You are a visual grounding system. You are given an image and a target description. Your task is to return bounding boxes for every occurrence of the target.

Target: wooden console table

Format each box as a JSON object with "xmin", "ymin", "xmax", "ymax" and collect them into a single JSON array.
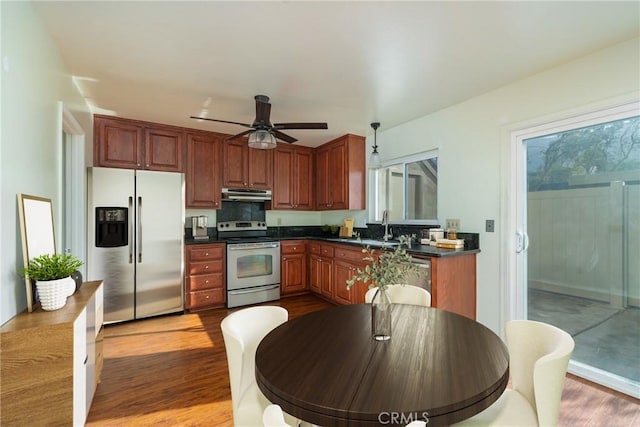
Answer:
[{"xmin": 0, "ymin": 281, "xmax": 104, "ymax": 426}]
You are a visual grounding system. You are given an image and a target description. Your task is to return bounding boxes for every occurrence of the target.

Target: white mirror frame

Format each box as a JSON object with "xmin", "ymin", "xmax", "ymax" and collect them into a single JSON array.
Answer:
[{"xmin": 18, "ymin": 194, "xmax": 56, "ymax": 312}]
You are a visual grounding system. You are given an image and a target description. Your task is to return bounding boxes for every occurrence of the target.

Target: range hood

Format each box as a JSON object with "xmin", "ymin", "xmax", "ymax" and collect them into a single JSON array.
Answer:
[{"xmin": 222, "ymin": 188, "xmax": 272, "ymax": 201}]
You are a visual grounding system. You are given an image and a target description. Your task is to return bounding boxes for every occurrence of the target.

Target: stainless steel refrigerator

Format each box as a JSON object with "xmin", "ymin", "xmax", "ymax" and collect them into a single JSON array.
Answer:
[{"xmin": 88, "ymin": 167, "xmax": 184, "ymax": 323}]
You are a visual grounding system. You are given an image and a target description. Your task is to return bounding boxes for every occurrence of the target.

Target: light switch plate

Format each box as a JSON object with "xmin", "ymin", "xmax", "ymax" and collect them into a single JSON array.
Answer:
[{"xmin": 486, "ymin": 219, "xmax": 495, "ymax": 232}]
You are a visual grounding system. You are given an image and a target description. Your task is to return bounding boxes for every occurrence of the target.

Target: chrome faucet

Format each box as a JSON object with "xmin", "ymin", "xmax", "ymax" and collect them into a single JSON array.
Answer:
[{"xmin": 382, "ymin": 210, "xmax": 393, "ymax": 241}]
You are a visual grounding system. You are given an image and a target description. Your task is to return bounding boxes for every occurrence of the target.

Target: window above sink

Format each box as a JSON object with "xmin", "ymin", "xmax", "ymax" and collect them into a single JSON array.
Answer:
[{"xmin": 373, "ymin": 150, "xmax": 438, "ymax": 223}]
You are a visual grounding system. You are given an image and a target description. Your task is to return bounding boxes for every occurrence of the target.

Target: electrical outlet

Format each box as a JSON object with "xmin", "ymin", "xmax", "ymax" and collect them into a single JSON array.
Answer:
[
  {"xmin": 445, "ymin": 218, "xmax": 460, "ymax": 231},
  {"xmin": 486, "ymin": 219, "xmax": 495, "ymax": 232}
]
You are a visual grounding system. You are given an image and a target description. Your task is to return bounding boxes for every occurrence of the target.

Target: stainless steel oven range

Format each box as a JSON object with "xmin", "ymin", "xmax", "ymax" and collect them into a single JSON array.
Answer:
[{"xmin": 217, "ymin": 221, "xmax": 280, "ymax": 308}]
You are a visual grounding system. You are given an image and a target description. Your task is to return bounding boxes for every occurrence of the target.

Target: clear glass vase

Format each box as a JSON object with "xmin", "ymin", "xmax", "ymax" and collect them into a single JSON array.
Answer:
[{"xmin": 371, "ymin": 286, "xmax": 392, "ymax": 341}]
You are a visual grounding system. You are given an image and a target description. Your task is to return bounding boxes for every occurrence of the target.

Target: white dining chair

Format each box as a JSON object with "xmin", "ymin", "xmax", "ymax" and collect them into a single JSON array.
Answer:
[
  {"xmin": 364, "ymin": 285, "xmax": 431, "ymax": 307},
  {"xmin": 454, "ymin": 319, "xmax": 574, "ymax": 427},
  {"xmin": 221, "ymin": 305, "xmax": 291, "ymax": 426},
  {"xmin": 263, "ymin": 404, "xmax": 293, "ymax": 427}
]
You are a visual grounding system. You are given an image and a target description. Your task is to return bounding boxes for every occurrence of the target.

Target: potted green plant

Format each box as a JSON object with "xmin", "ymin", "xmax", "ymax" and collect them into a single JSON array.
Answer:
[
  {"xmin": 21, "ymin": 253, "xmax": 83, "ymax": 311},
  {"xmin": 346, "ymin": 234, "xmax": 422, "ymax": 340}
]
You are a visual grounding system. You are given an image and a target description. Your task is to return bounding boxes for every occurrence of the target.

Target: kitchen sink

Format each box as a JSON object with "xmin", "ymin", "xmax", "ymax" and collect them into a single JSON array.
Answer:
[
  {"xmin": 329, "ymin": 237, "xmax": 400, "ymax": 248},
  {"xmin": 358, "ymin": 239, "xmax": 400, "ymax": 248}
]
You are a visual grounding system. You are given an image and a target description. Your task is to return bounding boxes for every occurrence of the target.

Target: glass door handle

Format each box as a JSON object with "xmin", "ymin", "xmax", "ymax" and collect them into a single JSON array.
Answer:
[{"xmin": 516, "ymin": 231, "xmax": 529, "ymax": 253}]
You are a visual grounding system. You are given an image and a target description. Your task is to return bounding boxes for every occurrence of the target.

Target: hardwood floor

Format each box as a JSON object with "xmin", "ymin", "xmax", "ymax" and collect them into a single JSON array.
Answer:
[{"xmin": 87, "ymin": 295, "xmax": 639, "ymax": 426}]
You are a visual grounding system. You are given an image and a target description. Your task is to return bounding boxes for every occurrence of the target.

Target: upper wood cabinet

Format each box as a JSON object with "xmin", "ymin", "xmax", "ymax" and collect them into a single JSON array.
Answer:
[
  {"xmin": 94, "ymin": 115, "xmax": 184, "ymax": 172},
  {"xmin": 186, "ymin": 131, "xmax": 222, "ymax": 209},
  {"xmin": 315, "ymin": 134, "xmax": 365, "ymax": 210},
  {"xmin": 222, "ymin": 139, "xmax": 273, "ymax": 189},
  {"xmin": 271, "ymin": 144, "xmax": 314, "ymax": 210}
]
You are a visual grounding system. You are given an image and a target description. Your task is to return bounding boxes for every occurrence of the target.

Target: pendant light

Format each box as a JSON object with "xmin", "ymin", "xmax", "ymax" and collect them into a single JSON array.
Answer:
[{"xmin": 369, "ymin": 122, "xmax": 381, "ymax": 169}]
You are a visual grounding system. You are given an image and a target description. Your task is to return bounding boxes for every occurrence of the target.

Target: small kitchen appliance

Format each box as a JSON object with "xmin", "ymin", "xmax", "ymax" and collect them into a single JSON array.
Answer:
[{"xmin": 191, "ymin": 215, "xmax": 209, "ymax": 240}]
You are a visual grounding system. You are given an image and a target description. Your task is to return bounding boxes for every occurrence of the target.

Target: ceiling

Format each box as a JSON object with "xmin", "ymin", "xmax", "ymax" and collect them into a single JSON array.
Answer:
[{"xmin": 34, "ymin": 1, "xmax": 639, "ymax": 147}]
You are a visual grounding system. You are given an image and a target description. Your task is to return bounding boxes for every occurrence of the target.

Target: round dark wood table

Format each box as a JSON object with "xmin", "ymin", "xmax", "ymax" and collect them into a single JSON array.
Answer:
[{"xmin": 256, "ymin": 304, "xmax": 509, "ymax": 426}]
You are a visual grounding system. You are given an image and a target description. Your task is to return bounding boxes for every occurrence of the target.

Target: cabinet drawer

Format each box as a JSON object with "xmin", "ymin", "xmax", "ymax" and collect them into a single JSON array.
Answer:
[
  {"xmin": 309, "ymin": 243, "xmax": 321, "ymax": 255},
  {"xmin": 281, "ymin": 241, "xmax": 306, "ymax": 255},
  {"xmin": 187, "ymin": 245, "xmax": 224, "ymax": 261},
  {"xmin": 320, "ymin": 244, "xmax": 334, "ymax": 257},
  {"xmin": 188, "ymin": 289, "xmax": 225, "ymax": 309},
  {"xmin": 189, "ymin": 260, "xmax": 224, "ymax": 275},
  {"xmin": 188, "ymin": 273, "xmax": 224, "ymax": 291},
  {"xmin": 335, "ymin": 246, "xmax": 366, "ymax": 262}
]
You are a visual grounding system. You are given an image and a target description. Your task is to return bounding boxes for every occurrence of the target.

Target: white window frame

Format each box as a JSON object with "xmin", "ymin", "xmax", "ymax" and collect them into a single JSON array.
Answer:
[{"xmin": 372, "ymin": 149, "xmax": 439, "ymax": 225}]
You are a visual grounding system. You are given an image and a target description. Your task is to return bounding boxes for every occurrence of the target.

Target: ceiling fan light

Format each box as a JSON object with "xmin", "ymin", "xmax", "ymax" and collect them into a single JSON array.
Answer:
[{"xmin": 247, "ymin": 130, "xmax": 277, "ymax": 149}]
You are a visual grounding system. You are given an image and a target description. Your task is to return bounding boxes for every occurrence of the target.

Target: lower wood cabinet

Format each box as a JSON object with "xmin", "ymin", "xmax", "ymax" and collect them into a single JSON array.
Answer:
[
  {"xmin": 309, "ymin": 242, "xmax": 333, "ymax": 298},
  {"xmin": 307, "ymin": 240, "xmax": 477, "ymax": 319},
  {"xmin": 333, "ymin": 244, "xmax": 370, "ymax": 305},
  {"xmin": 428, "ymin": 253, "xmax": 477, "ymax": 320},
  {"xmin": 281, "ymin": 240, "xmax": 308, "ymax": 295},
  {"xmin": 0, "ymin": 281, "xmax": 104, "ymax": 426},
  {"xmin": 185, "ymin": 243, "xmax": 226, "ymax": 311}
]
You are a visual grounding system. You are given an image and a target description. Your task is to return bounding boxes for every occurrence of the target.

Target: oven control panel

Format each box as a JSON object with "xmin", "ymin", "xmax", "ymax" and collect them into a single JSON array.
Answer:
[{"xmin": 217, "ymin": 221, "xmax": 267, "ymax": 232}]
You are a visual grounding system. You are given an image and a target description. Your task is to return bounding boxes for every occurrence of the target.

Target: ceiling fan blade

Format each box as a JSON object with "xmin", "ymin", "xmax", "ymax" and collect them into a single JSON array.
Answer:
[
  {"xmin": 272, "ymin": 129, "xmax": 297, "ymax": 144},
  {"xmin": 273, "ymin": 122, "xmax": 328, "ymax": 130},
  {"xmin": 254, "ymin": 100, "xmax": 272, "ymax": 126},
  {"xmin": 190, "ymin": 116, "xmax": 252, "ymax": 128},
  {"xmin": 226, "ymin": 129, "xmax": 254, "ymax": 140}
]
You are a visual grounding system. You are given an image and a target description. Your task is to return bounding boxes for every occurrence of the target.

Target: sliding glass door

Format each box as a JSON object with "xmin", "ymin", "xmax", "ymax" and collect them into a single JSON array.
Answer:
[{"xmin": 513, "ymin": 103, "xmax": 639, "ymax": 397}]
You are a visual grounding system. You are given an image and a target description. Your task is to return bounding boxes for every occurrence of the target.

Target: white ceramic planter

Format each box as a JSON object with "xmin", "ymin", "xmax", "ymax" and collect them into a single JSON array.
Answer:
[{"xmin": 36, "ymin": 277, "xmax": 74, "ymax": 311}]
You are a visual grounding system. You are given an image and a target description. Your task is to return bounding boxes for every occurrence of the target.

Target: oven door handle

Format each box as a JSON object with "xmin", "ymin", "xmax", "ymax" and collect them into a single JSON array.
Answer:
[
  {"xmin": 227, "ymin": 243, "xmax": 280, "ymax": 250},
  {"xmin": 228, "ymin": 285, "xmax": 280, "ymax": 295}
]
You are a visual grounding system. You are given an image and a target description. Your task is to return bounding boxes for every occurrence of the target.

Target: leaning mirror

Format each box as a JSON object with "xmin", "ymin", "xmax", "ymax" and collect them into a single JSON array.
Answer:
[{"xmin": 18, "ymin": 194, "xmax": 56, "ymax": 312}]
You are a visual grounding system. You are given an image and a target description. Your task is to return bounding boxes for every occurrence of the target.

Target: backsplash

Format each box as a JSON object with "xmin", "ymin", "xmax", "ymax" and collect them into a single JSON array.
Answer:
[
  {"xmin": 217, "ymin": 201, "xmax": 265, "ymax": 222},
  {"xmin": 185, "ymin": 222, "xmax": 480, "ymax": 250}
]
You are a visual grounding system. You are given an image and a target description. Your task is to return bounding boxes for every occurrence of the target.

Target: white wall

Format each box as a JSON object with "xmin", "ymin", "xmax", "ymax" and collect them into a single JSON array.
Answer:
[
  {"xmin": 372, "ymin": 38, "xmax": 640, "ymax": 331},
  {"xmin": 1, "ymin": 1, "xmax": 91, "ymax": 325}
]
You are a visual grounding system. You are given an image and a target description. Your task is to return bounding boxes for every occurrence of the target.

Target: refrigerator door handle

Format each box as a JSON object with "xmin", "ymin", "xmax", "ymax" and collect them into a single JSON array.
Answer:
[
  {"xmin": 138, "ymin": 196, "xmax": 142, "ymax": 263},
  {"xmin": 128, "ymin": 196, "xmax": 134, "ymax": 264}
]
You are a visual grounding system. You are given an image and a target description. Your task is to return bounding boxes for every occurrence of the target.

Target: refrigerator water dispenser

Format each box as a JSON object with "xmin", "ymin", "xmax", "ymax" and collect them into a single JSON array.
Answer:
[{"xmin": 95, "ymin": 207, "xmax": 128, "ymax": 247}]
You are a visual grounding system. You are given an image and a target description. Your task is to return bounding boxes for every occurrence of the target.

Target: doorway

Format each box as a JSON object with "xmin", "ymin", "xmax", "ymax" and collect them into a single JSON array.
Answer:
[
  {"xmin": 512, "ymin": 102, "xmax": 640, "ymax": 397},
  {"xmin": 60, "ymin": 105, "xmax": 86, "ymax": 275}
]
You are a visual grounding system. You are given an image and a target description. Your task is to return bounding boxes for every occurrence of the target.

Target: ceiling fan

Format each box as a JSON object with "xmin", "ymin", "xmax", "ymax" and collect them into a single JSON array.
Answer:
[{"xmin": 190, "ymin": 95, "xmax": 328, "ymax": 144}]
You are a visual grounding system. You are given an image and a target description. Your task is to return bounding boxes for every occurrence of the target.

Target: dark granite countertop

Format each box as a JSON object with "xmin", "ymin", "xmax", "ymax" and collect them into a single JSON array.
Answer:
[
  {"xmin": 185, "ymin": 235, "xmax": 479, "ymax": 257},
  {"xmin": 318, "ymin": 237, "xmax": 480, "ymax": 257}
]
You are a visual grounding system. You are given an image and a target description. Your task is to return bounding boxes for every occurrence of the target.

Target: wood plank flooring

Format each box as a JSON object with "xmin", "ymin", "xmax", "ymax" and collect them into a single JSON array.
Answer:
[{"xmin": 86, "ymin": 295, "xmax": 639, "ymax": 426}]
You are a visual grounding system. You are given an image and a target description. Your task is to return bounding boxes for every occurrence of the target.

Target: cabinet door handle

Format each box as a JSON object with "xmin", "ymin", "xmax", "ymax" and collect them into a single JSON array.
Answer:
[
  {"xmin": 204, "ymin": 252, "xmax": 209, "ymax": 256},
  {"xmin": 205, "ymin": 265, "xmax": 209, "ymax": 269}
]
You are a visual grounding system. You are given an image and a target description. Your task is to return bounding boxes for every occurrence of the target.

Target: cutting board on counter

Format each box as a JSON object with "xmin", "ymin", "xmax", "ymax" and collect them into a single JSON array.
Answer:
[{"xmin": 339, "ymin": 218, "xmax": 354, "ymax": 237}]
